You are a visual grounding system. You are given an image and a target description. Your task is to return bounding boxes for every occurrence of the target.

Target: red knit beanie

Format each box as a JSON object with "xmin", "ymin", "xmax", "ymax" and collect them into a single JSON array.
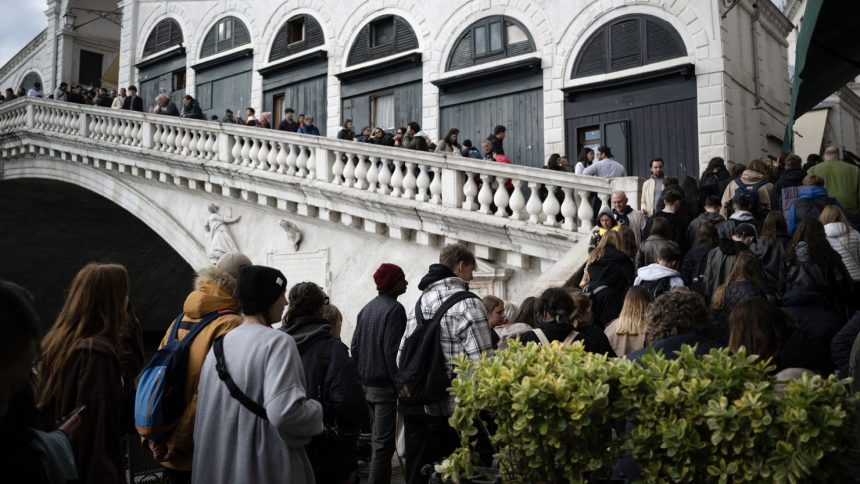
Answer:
[{"xmin": 374, "ymin": 263, "xmax": 405, "ymax": 292}]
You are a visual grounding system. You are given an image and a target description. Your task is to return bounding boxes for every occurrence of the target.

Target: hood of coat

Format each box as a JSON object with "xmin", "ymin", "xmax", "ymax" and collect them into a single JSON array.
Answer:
[
  {"xmin": 729, "ymin": 210, "xmax": 755, "ymax": 222},
  {"xmin": 798, "ymin": 186, "xmax": 829, "ymax": 200},
  {"xmin": 418, "ymin": 263, "xmax": 460, "ymax": 291},
  {"xmin": 281, "ymin": 316, "xmax": 332, "ymax": 352},
  {"xmin": 183, "ymin": 283, "xmax": 240, "ymax": 320},
  {"xmin": 719, "ymin": 238, "xmax": 748, "ymax": 255},
  {"xmin": 636, "ymin": 263, "xmax": 681, "ymax": 281},
  {"xmin": 779, "ymin": 168, "xmax": 806, "ymax": 184},
  {"xmin": 698, "ymin": 212, "xmax": 724, "ymax": 224},
  {"xmin": 825, "ymin": 222, "xmax": 850, "ymax": 238},
  {"xmin": 740, "ymin": 169, "xmax": 767, "ymax": 184}
]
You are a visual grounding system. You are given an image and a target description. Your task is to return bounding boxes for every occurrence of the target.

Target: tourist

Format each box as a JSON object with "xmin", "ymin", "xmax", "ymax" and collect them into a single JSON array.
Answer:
[
  {"xmin": 808, "ymin": 146, "xmax": 860, "ymax": 226},
  {"xmin": 703, "ymin": 223, "xmax": 757, "ymax": 300},
  {"xmin": 630, "ymin": 287, "xmax": 717, "ymax": 360},
  {"xmin": 640, "ymin": 158, "xmax": 665, "ymax": 217},
  {"xmin": 278, "ymin": 108, "xmax": 299, "ymax": 132},
  {"xmin": 720, "ymin": 158, "xmax": 773, "ymax": 219},
  {"xmin": 771, "ymin": 154, "xmax": 806, "ymax": 213},
  {"xmin": 820, "ymin": 206, "xmax": 860, "ymax": 299},
  {"xmin": 352, "ymin": 263, "xmax": 408, "ymax": 484},
  {"xmin": 461, "ymin": 139, "xmax": 481, "ymax": 159},
  {"xmin": 26, "ymin": 82, "xmax": 44, "ymax": 98},
  {"xmin": 680, "ymin": 223, "xmax": 719, "ymax": 296},
  {"xmin": 802, "ymin": 153, "xmax": 822, "ymax": 172},
  {"xmin": 830, "ymin": 311, "xmax": 860, "ymax": 377},
  {"xmin": 642, "ymin": 189, "xmax": 689, "ymax": 253},
  {"xmin": 337, "ymin": 119, "xmax": 355, "ymax": 140},
  {"xmin": 94, "ymin": 88, "xmax": 112, "ymax": 107},
  {"xmin": 243, "ymin": 107, "xmax": 258, "ymax": 126},
  {"xmin": 53, "ymin": 83, "xmax": 68, "ymax": 102},
  {"xmin": 710, "ymin": 251, "xmax": 768, "ymax": 345},
  {"xmin": 145, "ymin": 253, "xmax": 248, "ymax": 483},
  {"xmin": 258, "ymin": 112, "xmax": 273, "ymax": 129},
  {"xmin": 604, "ymin": 286, "xmax": 653, "ymax": 357},
  {"xmin": 574, "ymin": 147, "xmax": 594, "ymax": 174},
  {"xmin": 588, "ymin": 206, "xmax": 620, "ymax": 252},
  {"xmin": 435, "ymin": 128, "xmax": 461, "ymax": 155},
  {"xmin": 192, "ymin": 265, "xmax": 323, "ymax": 483},
  {"xmin": 281, "ymin": 282, "xmax": 370, "ymax": 484},
  {"xmin": 681, "ymin": 176, "xmax": 701, "ymax": 215},
  {"xmin": 486, "ymin": 125, "xmax": 506, "ymax": 155},
  {"xmin": 752, "ymin": 211, "xmax": 790, "ymax": 295},
  {"xmin": 298, "ymin": 114, "xmax": 306, "ymax": 129},
  {"xmin": 716, "ymin": 193, "xmax": 760, "ymax": 240},
  {"xmin": 111, "ymin": 88, "xmax": 126, "ymax": 110},
  {"xmin": 179, "ymin": 95, "xmax": 206, "ymax": 120},
  {"xmin": 221, "ymin": 109, "xmax": 237, "ymax": 124},
  {"xmin": 545, "ymin": 153, "xmax": 562, "ymax": 170},
  {"xmin": 728, "ymin": 298, "xmax": 830, "ymax": 375},
  {"xmin": 788, "ymin": 174, "xmax": 842, "ymax": 234},
  {"xmin": 634, "ymin": 244, "xmax": 685, "ymax": 298},
  {"xmin": 581, "ymin": 231, "xmax": 635, "ymax": 328},
  {"xmin": 582, "ymin": 145, "xmax": 626, "ymax": 178},
  {"xmin": 297, "ymin": 116, "xmax": 320, "ymax": 136},
  {"xmin": 397, "ymin": 244, "xmax": 494, "ymax": 484},
  {"xmin": 36, "ymin": 263, "xmax": 144, "ymax": 484},
  {"xmin": 685, "ymin": 195, "xmax": 724, "ymax": 249},
  {"xmin": 494, "ymin": 297, "xmax": 535, "ymax": 348},
  {"xmin": 403, "ymin": 121, "xmax": 429, "ymax": 151},
  {"xmin": 520, "ymin": 288, "xmax": 615, "ymax": 355},
  {"xmin": 610, "ymin": 190, "xmax": 646, "ymax": 244},
  {"xmin": 635, "ymin": 217, "xmax": 678, "ymax": 269},
  {"xmin": 780, "ymin": 219, "xmax": 852, "ymax": 347},
  {"xmin": 151, "ymin": 94, "xmax": 179, "ymax": 116},
  {"xmin": 616, "ymin": 226, "xmax": 640, "ymax": 264}
]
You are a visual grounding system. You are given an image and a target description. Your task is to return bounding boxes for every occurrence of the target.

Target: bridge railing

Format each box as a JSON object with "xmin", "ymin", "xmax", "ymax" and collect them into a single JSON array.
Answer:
[{"xmin": 1, "ymin": 97, "xmax": 641, "ymax": 236}]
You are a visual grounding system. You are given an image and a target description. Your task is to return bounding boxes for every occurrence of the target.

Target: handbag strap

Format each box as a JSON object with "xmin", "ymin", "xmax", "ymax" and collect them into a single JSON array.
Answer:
[
  {"xmin": 534, "ymin": 328, "xmax": 579, "ymax": 346},
  {"xmin": 562, "ymin": 330, "xmax": 579, "ymax": 345},
  {"xmin": 533, "ymin": 329, "xmax": 551, "ymax": 346},
  {"xmin": 213, "ymin": 336, "xmax": 269, "ymax": 420}
]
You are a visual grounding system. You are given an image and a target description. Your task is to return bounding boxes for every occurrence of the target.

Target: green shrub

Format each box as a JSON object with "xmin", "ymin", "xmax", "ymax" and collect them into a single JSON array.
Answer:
[
  {"xmin": 620, "ymin": 345, "xmax": 858, "ymax": 483},
  {"xmin": 438, "ymin": 339, "xmax": 632, "ymax": 483}
]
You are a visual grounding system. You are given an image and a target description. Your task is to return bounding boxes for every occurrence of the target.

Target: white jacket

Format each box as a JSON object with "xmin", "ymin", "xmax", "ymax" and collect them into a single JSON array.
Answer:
[
  {"xmin": 825, "ymin": 222, "xmax": 860, "ymax": 281},
  {"xmin": 634, "ymin": 263, "xmax": 685, "ymax": 288}
]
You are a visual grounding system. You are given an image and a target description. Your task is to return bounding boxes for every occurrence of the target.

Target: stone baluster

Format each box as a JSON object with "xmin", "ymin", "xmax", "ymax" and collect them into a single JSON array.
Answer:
[
  {"xmin": 153, "ymin": 124, "xmax": 163, "ymax": 150},
  {"xmin": 267, "ymin": 140, "xmax": 278, "ymax": 170},
  {"xmin": 429, "ymin": 169, "xmax": 442, "ymax": 204},
  {"xmin": 186, "ymin": 130, "xmax": 198, "ymax": 156},
  {"xmin": 526, "ymin": 182, "xmax": 543, "ymax": 223},
  {"xmin": 286, "ymin": 143, "xmax": 298, "ymax": 175},
  {"xmin": 239, "ymin": 136, "xmax": 252, "ymax": 166},
  {"xmin": 494, "ymin": 179, "xmax": 510, "ymax": 217},
  {"xmin": 296, "ymin": 146, "xmax": 309, "ymax": 177},
  {"xmin": 257, "ymin": 140, "xmax": 270, "ymax": 170},
  {"xmin": 543, "ymin": 185, "xmax": 560, "ymax": 227},
  {"xmin": 477, "ymin": 175, "xmax": 494, "ymax": 214},
  {"xmin": 561, "ymin": 188, "xmax": 577, "ymax": 231},
  {"xmin": 165, "ymin": 126, "xmax": 177, "ymax": 153},
  {"xmin": 174, "ymin": 127, "xmax": 185, "ymax": 154},
  {"xmin": 247, "ymin": 138, "xmax": 260, "ymax": 167},
  {"xmin": 196, "ymin": 131, "xmax": 207, "ymax": 158},
  {"xmin": 306, "ymin": 147, "xmax": 316, "ymax": 179},
  {"xmin": 130, "ymin": 121, "xmax": 141, "ymax": 147},
  {"xmin": 276, "ymin": 143, "xmax": 289, "ymax": 173},
  {"xmin": 354, "ymin": 154, "xmax": 368, "ymax": 189},
  {"xmin": 87, "ymin": 112, "xmax": 96, "ymax": 135},
  {"xmin": 341, "ymin": 153, "xmax": 355, "ymax": 187},
  {"xmin": 578, "ymin": 191, "xmax": 595, "ymax": 233},
  {"xmin": 231, "ymin": 135, "xmax": 242, "ymax": 163},
  {"xmin": 462, "ymin": 172, "xmax": 478, "ymax": 211},
  {"xmin": 111, "ymin": 118, "xmax": 120, "ymax": 141},
  {"xmin": 597, "ymin": 193, "xmax": 610, "ymax": 216},
  {"xmin": 509, "ymin": 180, "xmax": 526, "ymax": 220},
  {"xmin": 123, "ymin": 119, "xmax": 133, "ymax": 144},
  {"xmin": 402, "ymin": 162, "xmax": 417, "ymax": 199},
  {"xmin": 205, "ymin": 132, "xmax": 217, "ymax": 159},
  {"xmin": 415, "ymin": 165, "xmax": 431, "ymax": 202},
  {"xmin": 377, "ymin": 158, "xmax": 392, "ymax": 195},
  {"xmin": 331, "ymin": 151, "xmax": 345, "ymax": 184},
  {"xmin": 366, "ymin": 156, "xmax": 379, "ymax": 191},
  {"xmin": 390, "ymin": 160, "xmax": 404, "ymax": 196}
]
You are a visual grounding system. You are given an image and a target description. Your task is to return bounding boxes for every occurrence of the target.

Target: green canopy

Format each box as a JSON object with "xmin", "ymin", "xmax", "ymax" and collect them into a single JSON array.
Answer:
[{"xmin": 783, "ymin": 0, "xmax": 860, "ymax": 153}]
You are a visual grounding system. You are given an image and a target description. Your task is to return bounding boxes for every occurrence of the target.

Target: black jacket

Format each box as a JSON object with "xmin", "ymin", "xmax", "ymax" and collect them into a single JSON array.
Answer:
[
  {"xmin": 680, "ymin": 242, "xmax": 717, "ymax": 296},
  {"xmin": 752, "ymin": 235, "xmax": 790, "ymax": 295},
  {"xmin": 643, "ymin": 210, "xmax": 689, "ymax": 254},
  {"xmin": 699, "ymin": 167, "xmax": 730, "ymax": 201},
  {"xmin": 586, "ymin": 247, "xmax": 635, "ymax": 328},
  {"xmin": 351, "ymin": 294, "xmax": 407, "ymax": 387},
  {"xmin": 95, "ymin": 95, "xmax": 113, "ymax": 107},
  {"xmin": 703, "ymin": 239, "xmax": 750, "ymax": 300},
  {"xmin": 781, "ymin": 242, "xmax": 851, "ymax": 301},
  {"xmin": 773, "ymin": 327, "xmax": 831, "ymax": 375},
  {"xmin": 771, "ymin": 168, "xmax": 806, "ymax": 213},
  {"xmin": 627, "ymin": 332, "xmax": 718, "ymax": 361},
  {"xmin": 635, "ymin": 235, "xmax": 678, "ymax": 269},
  {"xmin": 278, "ymin": 119, "xmax": 299, "ymax": 132},
  {"xmin": 712, "ymin": 281, "xmax": 768, "ymax": 345},
  {"xmin": 519, "ymin": 321, "xmax": 616, "ymax": 356},
  {"xmin": 281, "ymin": 316, "xmax": 371, "ymax": 481},
  {"xmin": 180, "ymin": 100, "xmax": 206, "ymax": 120},
  {"xmin": 831, "ymin": 311, "xmax": 860, "ymax": 377},
  {"xmin": 122, "ymin": 95, "xmax": 143, "ymax": 112},
  {"xmin": 685, "ymin": 212, "xmax": 723, "ymax": 249}
]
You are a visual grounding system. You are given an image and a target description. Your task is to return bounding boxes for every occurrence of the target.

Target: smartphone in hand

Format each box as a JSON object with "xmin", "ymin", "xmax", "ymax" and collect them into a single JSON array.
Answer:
[{"xmin": 58, "ymin": 404, "xmax": 86, "ymax": 425}]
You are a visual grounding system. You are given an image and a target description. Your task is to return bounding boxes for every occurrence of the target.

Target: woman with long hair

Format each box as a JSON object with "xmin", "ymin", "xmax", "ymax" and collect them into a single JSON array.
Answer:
[
  {"xmin": 519, "ymin": 288, "xmax": 615, "ymax": 355},
  {"xmin": 680, "ymin": 223, "xmax": 719, "ymax": 296},
  {"xmin": 435, "ymin": 128, "xmax": 461, "ymax": 154},
  {"xmin": 820, "ymin": 205, "xmax": 860, "ymax": 284},
  {"xmin": 36, "ymin": 263, "xmax": 138, "ymax": 484},
  {"xmin": 574, "ymin": 147, "xmax": 594, "ymax": 174},
  {"xmin": 710, "ymin": 252, "xmax": 768, "ymax": 344},
  {"xmin": 781, "ymin": 218, "xmax": 853, "ymax": 346},
  {"xmin": 580, "ymin": 231, "xmax": 635, "ymax": 328},
  {"xmin": 753, "ymin": 211, "xmax": 791, "ymax": 295},
  {"xmin": 604, "ymin": 286, "xmax": 653, "ymax": 356}
]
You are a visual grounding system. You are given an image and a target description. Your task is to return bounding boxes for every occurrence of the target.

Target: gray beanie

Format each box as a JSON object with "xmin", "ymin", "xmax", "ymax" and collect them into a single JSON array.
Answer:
[{"xmin": 216, "ymin": 252, "xmax": 252, "ymax": 279}]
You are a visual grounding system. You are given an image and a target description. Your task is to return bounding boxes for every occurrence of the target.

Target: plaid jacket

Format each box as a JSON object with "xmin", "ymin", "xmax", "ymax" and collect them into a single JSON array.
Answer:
[{"xmin": 397, "ymin": 276, "xmax": 494, "ymax": 416}]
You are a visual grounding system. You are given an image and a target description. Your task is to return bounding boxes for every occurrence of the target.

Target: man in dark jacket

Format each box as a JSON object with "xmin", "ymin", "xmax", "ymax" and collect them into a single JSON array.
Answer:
[
  {"xmin": 403, "ymin": 121, "xmax": 429, "ymax": 151},
  {"xmin": 716, "ymin": 194, "xmax": 761, "ymax": 240},
  {"xmin": 642, "ymin": 189, "xmax": 690, "ymax": 254},
  {"xmin": 278, "ymin": 108, "xmax": 299, "ymax": 132},
  {"xmin": 179, "ymin": 95, "xmax": 206, "ymax": 120},
  {"xmin": 351, "ymin": 264, "xmax": 408, "ymax": 484},
  {"xmin": 703, "ymin": 223, "xmax": 756, "ymax": 300},
  {"xmin": 771, "ymin": 154, "xmax": 806, "ymax": 213},
  {"xmin": 788, "ymin": 174, "xmax": 842, "ymax": 234},
  {"xmin": 486, "ymin": 125, "xmax": 506, "ymax": 155},
  {"xmin": 122, "ymin": 85, "xmax": 144, "ymax": 112},
  {"xmin": 95, "ymin": 88, "xmax": 113, "ymax": 107},
  {"xmin": 685, "ymin": 195, "xmax": 724, "ymax": 249}
]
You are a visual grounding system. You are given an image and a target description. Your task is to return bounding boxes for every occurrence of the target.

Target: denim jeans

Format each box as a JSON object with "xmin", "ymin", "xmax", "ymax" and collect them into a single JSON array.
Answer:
[{"xmin": 364, "ymin": 386, "xmax": 397, "ymax": 484}]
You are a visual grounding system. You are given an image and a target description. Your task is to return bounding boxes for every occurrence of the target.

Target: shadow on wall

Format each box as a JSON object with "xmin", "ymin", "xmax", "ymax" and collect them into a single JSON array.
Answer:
[{"xmin": 0, "ymin": 179, "xmax": 195, "ymax": 352}]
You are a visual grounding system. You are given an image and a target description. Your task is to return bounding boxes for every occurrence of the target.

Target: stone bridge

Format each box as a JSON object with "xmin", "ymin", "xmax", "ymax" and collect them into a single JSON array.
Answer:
[{"xmin": 0, "ymin": 97, "xmax": 641, "ymax": 343}]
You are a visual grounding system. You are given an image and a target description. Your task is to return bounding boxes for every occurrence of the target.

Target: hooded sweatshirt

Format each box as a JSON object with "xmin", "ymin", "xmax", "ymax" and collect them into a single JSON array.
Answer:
[
  {"xmin": 634, "ymin": 263, "xmax": 684, "ymax": 288},
  {"xmin": 155, "ymin": 281, "xmax": 242, "ymax": 470},
  {"xmin": 824, "ymin": 222, "xmax": 860, "ymax": 280},
  {"xmin": 686, "ymin": 211, "xmax": 724, "ymax": 248},
  {"xmin": 772, "ymin": 168, "xmax": 807, "ymax": 213},
  {"xmin": 788, "ymin": 186, "xmax": 842, "ymax": 234},
  {"xmin": 716, "ymin": 210, "xmax": 759, "ymax": 240}
]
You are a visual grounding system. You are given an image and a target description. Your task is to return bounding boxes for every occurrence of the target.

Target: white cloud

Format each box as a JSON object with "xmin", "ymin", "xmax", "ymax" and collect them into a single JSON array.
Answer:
[{"xmin": 0, "ymin": 0, "xmax": 49, "ymax": 71}]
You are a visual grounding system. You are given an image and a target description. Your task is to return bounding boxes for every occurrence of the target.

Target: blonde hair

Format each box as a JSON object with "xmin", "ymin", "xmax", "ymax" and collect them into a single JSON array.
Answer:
[
  {"xmin": 482, "ymin": 295, "xmax": 504, "ymax": 315},
  {"xmin": 614, "ymin": 287, "xmax": 652, "ymax": 335},
  {"xmin": 321, "ymin": 304, "xmax": 343, "ymax": 326}
]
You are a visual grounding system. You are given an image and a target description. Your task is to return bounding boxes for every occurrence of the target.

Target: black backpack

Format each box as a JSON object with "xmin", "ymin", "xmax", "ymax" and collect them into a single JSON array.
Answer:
[
  {"xmin": 727, "ymin": 178, "xmax": 769, "ymax": 216},
  {"xmin": 396, "ymin": 290, "xmax": 480, "ymax": 405},
  {"xmin": 639, "ymin": 276, "xmax": 675, "ymax": 299}
]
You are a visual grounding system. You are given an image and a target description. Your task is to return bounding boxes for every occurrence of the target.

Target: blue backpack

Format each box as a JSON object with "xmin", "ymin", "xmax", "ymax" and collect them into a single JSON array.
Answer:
[{"xmin": 135, "ymin": 309, "xmax": 235, "ymax": 440}]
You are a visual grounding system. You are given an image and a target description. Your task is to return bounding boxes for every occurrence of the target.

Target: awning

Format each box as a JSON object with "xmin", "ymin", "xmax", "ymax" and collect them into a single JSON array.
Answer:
[
  {"xmin": 791, "ymin": 108, "xmax": 828, "ymax": 158},
  {"xmin": 783, "ymin": 0, "xmax": 860, "ymax": 153}
]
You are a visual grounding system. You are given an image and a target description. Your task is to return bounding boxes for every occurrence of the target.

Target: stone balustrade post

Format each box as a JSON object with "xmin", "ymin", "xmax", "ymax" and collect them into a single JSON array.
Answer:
[
  {"xmin": 78, "ymin": 111, "xmax": 89, "ymax": 138},
  {"xmin": 315, "ymin": 146, "xmax": 332, "ymax": 182},
  {"xmin": 218, "ymin": 129, "xmax": 234, "ymax": 164},
  {"xmin": 141, "ymin": 121, "xmax": 153, "ymax": 149},
  {"xmin": 441, "ymin": 167, "xmax": 464, "ymax": 208},
  {"xmin": 25, "ymin": 104, "xmax": 34, "ymax": 128}
]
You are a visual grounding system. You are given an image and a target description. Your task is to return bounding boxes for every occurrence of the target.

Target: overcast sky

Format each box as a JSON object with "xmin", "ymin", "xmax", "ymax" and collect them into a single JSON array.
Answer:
[{"xmin": 0, "ymin": 0, "xmax": 48, "ymax": 69}]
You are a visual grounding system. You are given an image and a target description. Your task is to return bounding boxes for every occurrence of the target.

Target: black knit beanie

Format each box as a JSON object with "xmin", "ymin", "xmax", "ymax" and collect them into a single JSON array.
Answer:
[{"xmin": 238, "ymin": 265, "xmax": 287, "ymax": 315}]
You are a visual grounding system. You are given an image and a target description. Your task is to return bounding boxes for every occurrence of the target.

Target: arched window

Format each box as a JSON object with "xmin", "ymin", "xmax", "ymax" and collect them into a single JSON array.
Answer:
[
  {"xmin": 143, "ymin": 19, "xmax": 184, "ymax": 58},
  {"xmin": 447, "ymin": 16, "xmax": 535, "ymax": 71},
  {"xmin": 346, "ymin": 15, "xmax": 418, "ymax": 67},
  {"xmin": 19, "ymin": 72, "xmax": 42, "ymax": 91},
  {"xmin": 572, "ymin": 15, "xmax": 686, "ymax": 78},
  {"xmin": 200, "ymin": 17, "xmax": 251, "ymax": 58},
  {"xmin": 269, "ymin": 14, "xmax": 325, "ymax": 62}
]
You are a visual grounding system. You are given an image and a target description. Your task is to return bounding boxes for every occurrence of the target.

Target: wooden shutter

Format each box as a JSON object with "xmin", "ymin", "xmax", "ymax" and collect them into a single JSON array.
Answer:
[{"xmin": 144, "ymin": 19, "xmax": 183, "ymax": 57}]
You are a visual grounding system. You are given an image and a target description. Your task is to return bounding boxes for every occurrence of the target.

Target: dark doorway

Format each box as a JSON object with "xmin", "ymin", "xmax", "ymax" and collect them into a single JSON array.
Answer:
[
  {"xmin": 79, "ymin": 50, "xmax": 104, "ymax": 86},
  {"xmin": 0, "ymin": 179, "xmax": 195, "ymax": 349}
]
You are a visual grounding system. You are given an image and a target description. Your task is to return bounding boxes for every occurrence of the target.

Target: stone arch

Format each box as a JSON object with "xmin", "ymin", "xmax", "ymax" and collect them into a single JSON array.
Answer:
[
  {"xmin": 336, "ymin": 4, "xmax": 431, "ymax": 70},
  {"xmin": 259, "ymin": 5, "xmax": 336, "ymax": 65},
  {"xmin": 3, "ymin": 159, "xmax": 209, "ymax": 268},
  {"xmin": 559, "ymin": 1, "xmax": 708, "ymax": 86},
  {"xmin": 431, "ymin": 1, "xmax": 555, "ymax": 79},
  {"xmin": 17, "ymin": 72, "xmax": 43, "ymax": 91},
  {"xmin": 187, "ymin": 5, "xmax": 260, "ymax": 66},
  {"xmin": 136, "ymin": 6, "xmax": 193, "ymax": 62}
]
